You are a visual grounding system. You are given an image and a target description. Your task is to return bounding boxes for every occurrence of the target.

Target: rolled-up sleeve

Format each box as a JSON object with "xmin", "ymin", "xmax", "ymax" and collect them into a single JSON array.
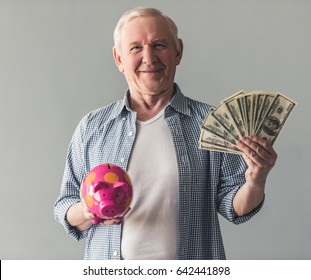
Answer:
[
  {"xmin": 217, "ymin": 152, "xmax": 264, "ymax": 225},
  {"xmin": 54, "ymin": 115, "xmax": 90, "ymax": 241}
]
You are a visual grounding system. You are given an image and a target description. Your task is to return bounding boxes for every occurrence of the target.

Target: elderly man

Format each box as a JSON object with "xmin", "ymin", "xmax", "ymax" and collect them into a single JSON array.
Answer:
[{"xmin": 54, "ymin": 7, "xmax": 277, "ymax": 260}]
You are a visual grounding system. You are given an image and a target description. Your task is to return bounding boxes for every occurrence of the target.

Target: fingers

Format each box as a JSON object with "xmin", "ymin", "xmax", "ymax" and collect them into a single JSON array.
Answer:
[
  {"xmin": 83, "ymin": 209, "xmax": 122, "ymax": 225},
  {"xmin": 83, "ymin": 208, "xmax": 122, "ymax": 225},
  {"xmin": 236, "ymin": 135, "xmax": 278, "ymax": 167},
  {"xmin": 100, "ymin": 208, "xmax": 130, "ymax": 225},
  {"xmin": 101, "ymin": 218, "xmax": 123, "ymax": 225}
]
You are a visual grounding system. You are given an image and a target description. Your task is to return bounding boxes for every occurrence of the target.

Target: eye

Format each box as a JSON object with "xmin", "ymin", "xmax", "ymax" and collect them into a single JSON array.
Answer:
[
  {"xmin": 130, "ymin": 45, "xmax": 142, "ymax": 53},
  {"xmin": 153, "ymin": 43, "xmax": 166, "ymax": 50}
]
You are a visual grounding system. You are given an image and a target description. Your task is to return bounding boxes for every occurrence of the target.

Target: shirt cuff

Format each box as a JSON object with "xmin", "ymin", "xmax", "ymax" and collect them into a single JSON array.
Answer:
[{"xmin": 55, "ymin": 198, "xmax": 90, "ymax": 241}]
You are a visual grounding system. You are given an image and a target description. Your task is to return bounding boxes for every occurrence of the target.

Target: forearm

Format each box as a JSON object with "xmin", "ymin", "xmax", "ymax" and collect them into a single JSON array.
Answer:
[
  {"xmin": 233, "ymin": 135, "xmax": 277, "ymax": 216},
  {"xmin": 66, "ymin": 202, "xmax": 93, "ymax": 232},
  {"xmin": 233, "ymin": 181, "xmax": 265, "ymax": 217}
]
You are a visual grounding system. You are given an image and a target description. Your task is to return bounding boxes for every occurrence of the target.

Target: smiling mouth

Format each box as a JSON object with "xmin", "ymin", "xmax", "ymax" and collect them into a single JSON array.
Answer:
[
  {"xmin": 138, "ymin": 69, "xmax": 161, "ymax": 74},
  {"xmin": 138, "ymin": 68, "xmax": 162, "ymax": 73}
]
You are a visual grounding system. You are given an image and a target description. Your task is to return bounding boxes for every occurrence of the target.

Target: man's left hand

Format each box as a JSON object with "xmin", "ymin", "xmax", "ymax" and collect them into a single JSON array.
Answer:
[{"xmin": 236, "ymin": 135, "xmax": 278, "ymax": 186}]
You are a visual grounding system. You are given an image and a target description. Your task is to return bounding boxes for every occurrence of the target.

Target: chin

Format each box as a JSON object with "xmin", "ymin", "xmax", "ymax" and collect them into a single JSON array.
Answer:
[
  {"xmin": 140, "ymin": 84, "xmax": 163, "ymax": 94},
  {"xmin": 141, "ymin": 81, "xmax": 171, "ymax": 93}
]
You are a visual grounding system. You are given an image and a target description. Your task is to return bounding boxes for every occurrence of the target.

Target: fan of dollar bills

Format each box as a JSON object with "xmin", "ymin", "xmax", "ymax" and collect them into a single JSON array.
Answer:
[{"xmin": 199, "ymin": 90, "xmax": 296, "ymax": 154}]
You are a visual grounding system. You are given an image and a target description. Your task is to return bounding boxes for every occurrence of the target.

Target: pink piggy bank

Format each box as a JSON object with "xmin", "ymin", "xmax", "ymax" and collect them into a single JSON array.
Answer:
[{"xmin": 82, "ymin": 163, "xmax": 133, "ymax": 224}]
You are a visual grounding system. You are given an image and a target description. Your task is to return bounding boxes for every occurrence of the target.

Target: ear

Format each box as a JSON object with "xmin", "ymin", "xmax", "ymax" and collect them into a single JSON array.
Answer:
[
  {"xmin": 175, "ymin": 38, "xmax": 184, "ymax": 66},
  {"xmin": 113, "ymin": 182, "xmax": 128, "ymax": 192},
  {"xmin": 94, "ymin": 182, "xmax": 108, "ymax": 193},
  {"xmin": 113, "ymin": 47, "xmax": 124, "ymax": 73}
]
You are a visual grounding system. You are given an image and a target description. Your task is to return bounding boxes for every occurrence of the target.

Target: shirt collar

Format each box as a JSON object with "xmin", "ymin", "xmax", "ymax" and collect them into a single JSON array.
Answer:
[
  {"xmin": 110, "ymin": 83, "xmax": 191, "ymax": 119},
  {"xmin": 108, "ymin": 90, "xmax": 132, "ymax": 120},
  {"xmin": 167, "ymin": 83, "xmax": 191, "ymax": 116}
]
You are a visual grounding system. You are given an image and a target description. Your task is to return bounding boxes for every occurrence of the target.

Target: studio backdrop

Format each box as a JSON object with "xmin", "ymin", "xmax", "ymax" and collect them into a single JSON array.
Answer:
[{"xmin": 0, "ymin": 0, "xmax": 310, "ymax": 259}]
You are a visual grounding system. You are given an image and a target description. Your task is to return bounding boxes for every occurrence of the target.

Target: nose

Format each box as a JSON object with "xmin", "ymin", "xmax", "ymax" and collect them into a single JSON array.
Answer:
[
  {"xmin": 101, "ymin": 205, "xmax": 118, "ymax": 219},
  {"xmin": 142, "ymin": 46, "xmax": 157, "ymax": 65}
]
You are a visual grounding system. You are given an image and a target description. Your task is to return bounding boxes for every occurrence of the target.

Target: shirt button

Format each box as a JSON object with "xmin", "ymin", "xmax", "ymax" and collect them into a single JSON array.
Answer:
[
  {"xmin": 128, "ymin": 131, "xmax": 133, "ymax": 137},
  {"xmin": 122, "ymin": 117, "xmax": 126, "ymax": 121},
  {"xmin": 120, "ymin": 157, "xmax": 125, "ymax": 163},
  {"xmin": 113, "ymin": 251, "xmax": 119, "ymax": 257}
]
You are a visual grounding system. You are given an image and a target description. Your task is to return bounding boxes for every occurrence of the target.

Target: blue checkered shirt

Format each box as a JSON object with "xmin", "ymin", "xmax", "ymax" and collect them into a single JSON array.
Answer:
[{"xmin": 54, "ymin": 84, "xmax": 263, "ymax": 260}]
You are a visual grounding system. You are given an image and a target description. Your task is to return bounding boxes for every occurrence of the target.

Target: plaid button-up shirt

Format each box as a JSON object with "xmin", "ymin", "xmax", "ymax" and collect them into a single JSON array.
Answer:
[{"xmin": 54, "ymin": 84, "xmax": 263, "ymax": 260}]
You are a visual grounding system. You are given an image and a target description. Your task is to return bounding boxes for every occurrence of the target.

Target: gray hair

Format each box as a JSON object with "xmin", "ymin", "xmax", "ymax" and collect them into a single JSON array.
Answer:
[{"xmin": 113, "ymin": 7, "xmax": 180, "ymax": 52}]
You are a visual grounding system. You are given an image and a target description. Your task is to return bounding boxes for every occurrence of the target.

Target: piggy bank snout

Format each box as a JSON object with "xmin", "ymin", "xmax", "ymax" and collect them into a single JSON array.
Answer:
[
  {"xmin": 97, "ymin": 192, "xmax": 125, "ymax": 219},
  {"xmin": 93, "ymin": 182, "xmax": 129, "ymax": 218},
  {"xmin": 100, "ymin": 205, "xmax": 118, "ymax": 218}
]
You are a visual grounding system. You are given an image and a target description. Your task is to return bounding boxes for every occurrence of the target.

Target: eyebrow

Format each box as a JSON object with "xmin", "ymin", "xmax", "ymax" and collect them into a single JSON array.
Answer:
[{"xmin": 129, "ymin": 39, "xmax": 168, "ymax": 47}]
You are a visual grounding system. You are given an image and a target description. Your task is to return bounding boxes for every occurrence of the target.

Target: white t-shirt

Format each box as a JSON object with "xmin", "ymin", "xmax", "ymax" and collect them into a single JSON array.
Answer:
[{"xmin": 121, "ymin": 108, "xmax": 179, "ymax": 260}]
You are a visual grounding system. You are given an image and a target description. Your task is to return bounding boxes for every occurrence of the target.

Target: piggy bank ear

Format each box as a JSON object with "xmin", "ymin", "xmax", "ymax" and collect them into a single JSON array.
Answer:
[
  {"xmin": 113, "ymin": 182, "xmax": 128, "ymax": 192},
  {"xmin": 93, "ymin": 182, "xmax": 108, "ymax": 193}
]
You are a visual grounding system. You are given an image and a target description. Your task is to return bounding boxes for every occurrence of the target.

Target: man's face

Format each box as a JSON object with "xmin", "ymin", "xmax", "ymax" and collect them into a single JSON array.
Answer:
[{"xmin": 113, "ymin": 16, "xmax": 183, "ymax": 97}]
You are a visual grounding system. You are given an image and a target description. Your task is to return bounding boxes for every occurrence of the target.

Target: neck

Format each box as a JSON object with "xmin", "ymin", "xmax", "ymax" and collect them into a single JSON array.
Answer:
[{"xmin": 128, "ymin": 88, "xmax": 174, "ymax": 121}]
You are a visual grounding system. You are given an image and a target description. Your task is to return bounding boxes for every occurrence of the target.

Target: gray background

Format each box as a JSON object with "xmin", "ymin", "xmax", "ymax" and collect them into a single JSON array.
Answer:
[{"xmin": 0, "ymin": 0, "xmax": 309, "ymax": 259}]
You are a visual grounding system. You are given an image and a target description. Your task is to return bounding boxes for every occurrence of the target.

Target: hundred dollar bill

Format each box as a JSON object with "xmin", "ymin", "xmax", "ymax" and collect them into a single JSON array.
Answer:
[
  {"xmin": 200, "ymin": 141, "xmax": 243, "ymax": 154},
  {"xmin": 234, "ymin": 95, "xmax": 249, "ymax": 136},
  {"xmin": 221, "ymin": 90, "xmax": 244, "ymax": 103},
  {"xmin": 211, "ymin": 102, "xmax": 241, "ymax": 140},
  {"xmin": 254, "ymin": 92, "xmax": 276, "ymax": 134},
  {"xmin": 199, "ymin": 90, "xmax": 296, "ymax": 154},
  {"xmin": 256, "ymin": 93, "xmax": 296, "ymax": 144},
  {"xmin": 250, "ymin": 91, "xmax": 261, "ymax": 135},
  {"xmin": 243, "ymin": 94, "xmax": 254, "ymax": 136},
  {"xmin": 201, "ymin": 109, "xmax": 237, "ymax": 145},
  {"xmin": 199, "ymin": 128, "xmax": 242, "ymax": 154},
  {"xmin": 250, "ymin": 92, "xmax": 258, "ymax": 134},
  {"xmin": 225, "ymin": 95, "xmax": 247, "ymax": 137}
]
